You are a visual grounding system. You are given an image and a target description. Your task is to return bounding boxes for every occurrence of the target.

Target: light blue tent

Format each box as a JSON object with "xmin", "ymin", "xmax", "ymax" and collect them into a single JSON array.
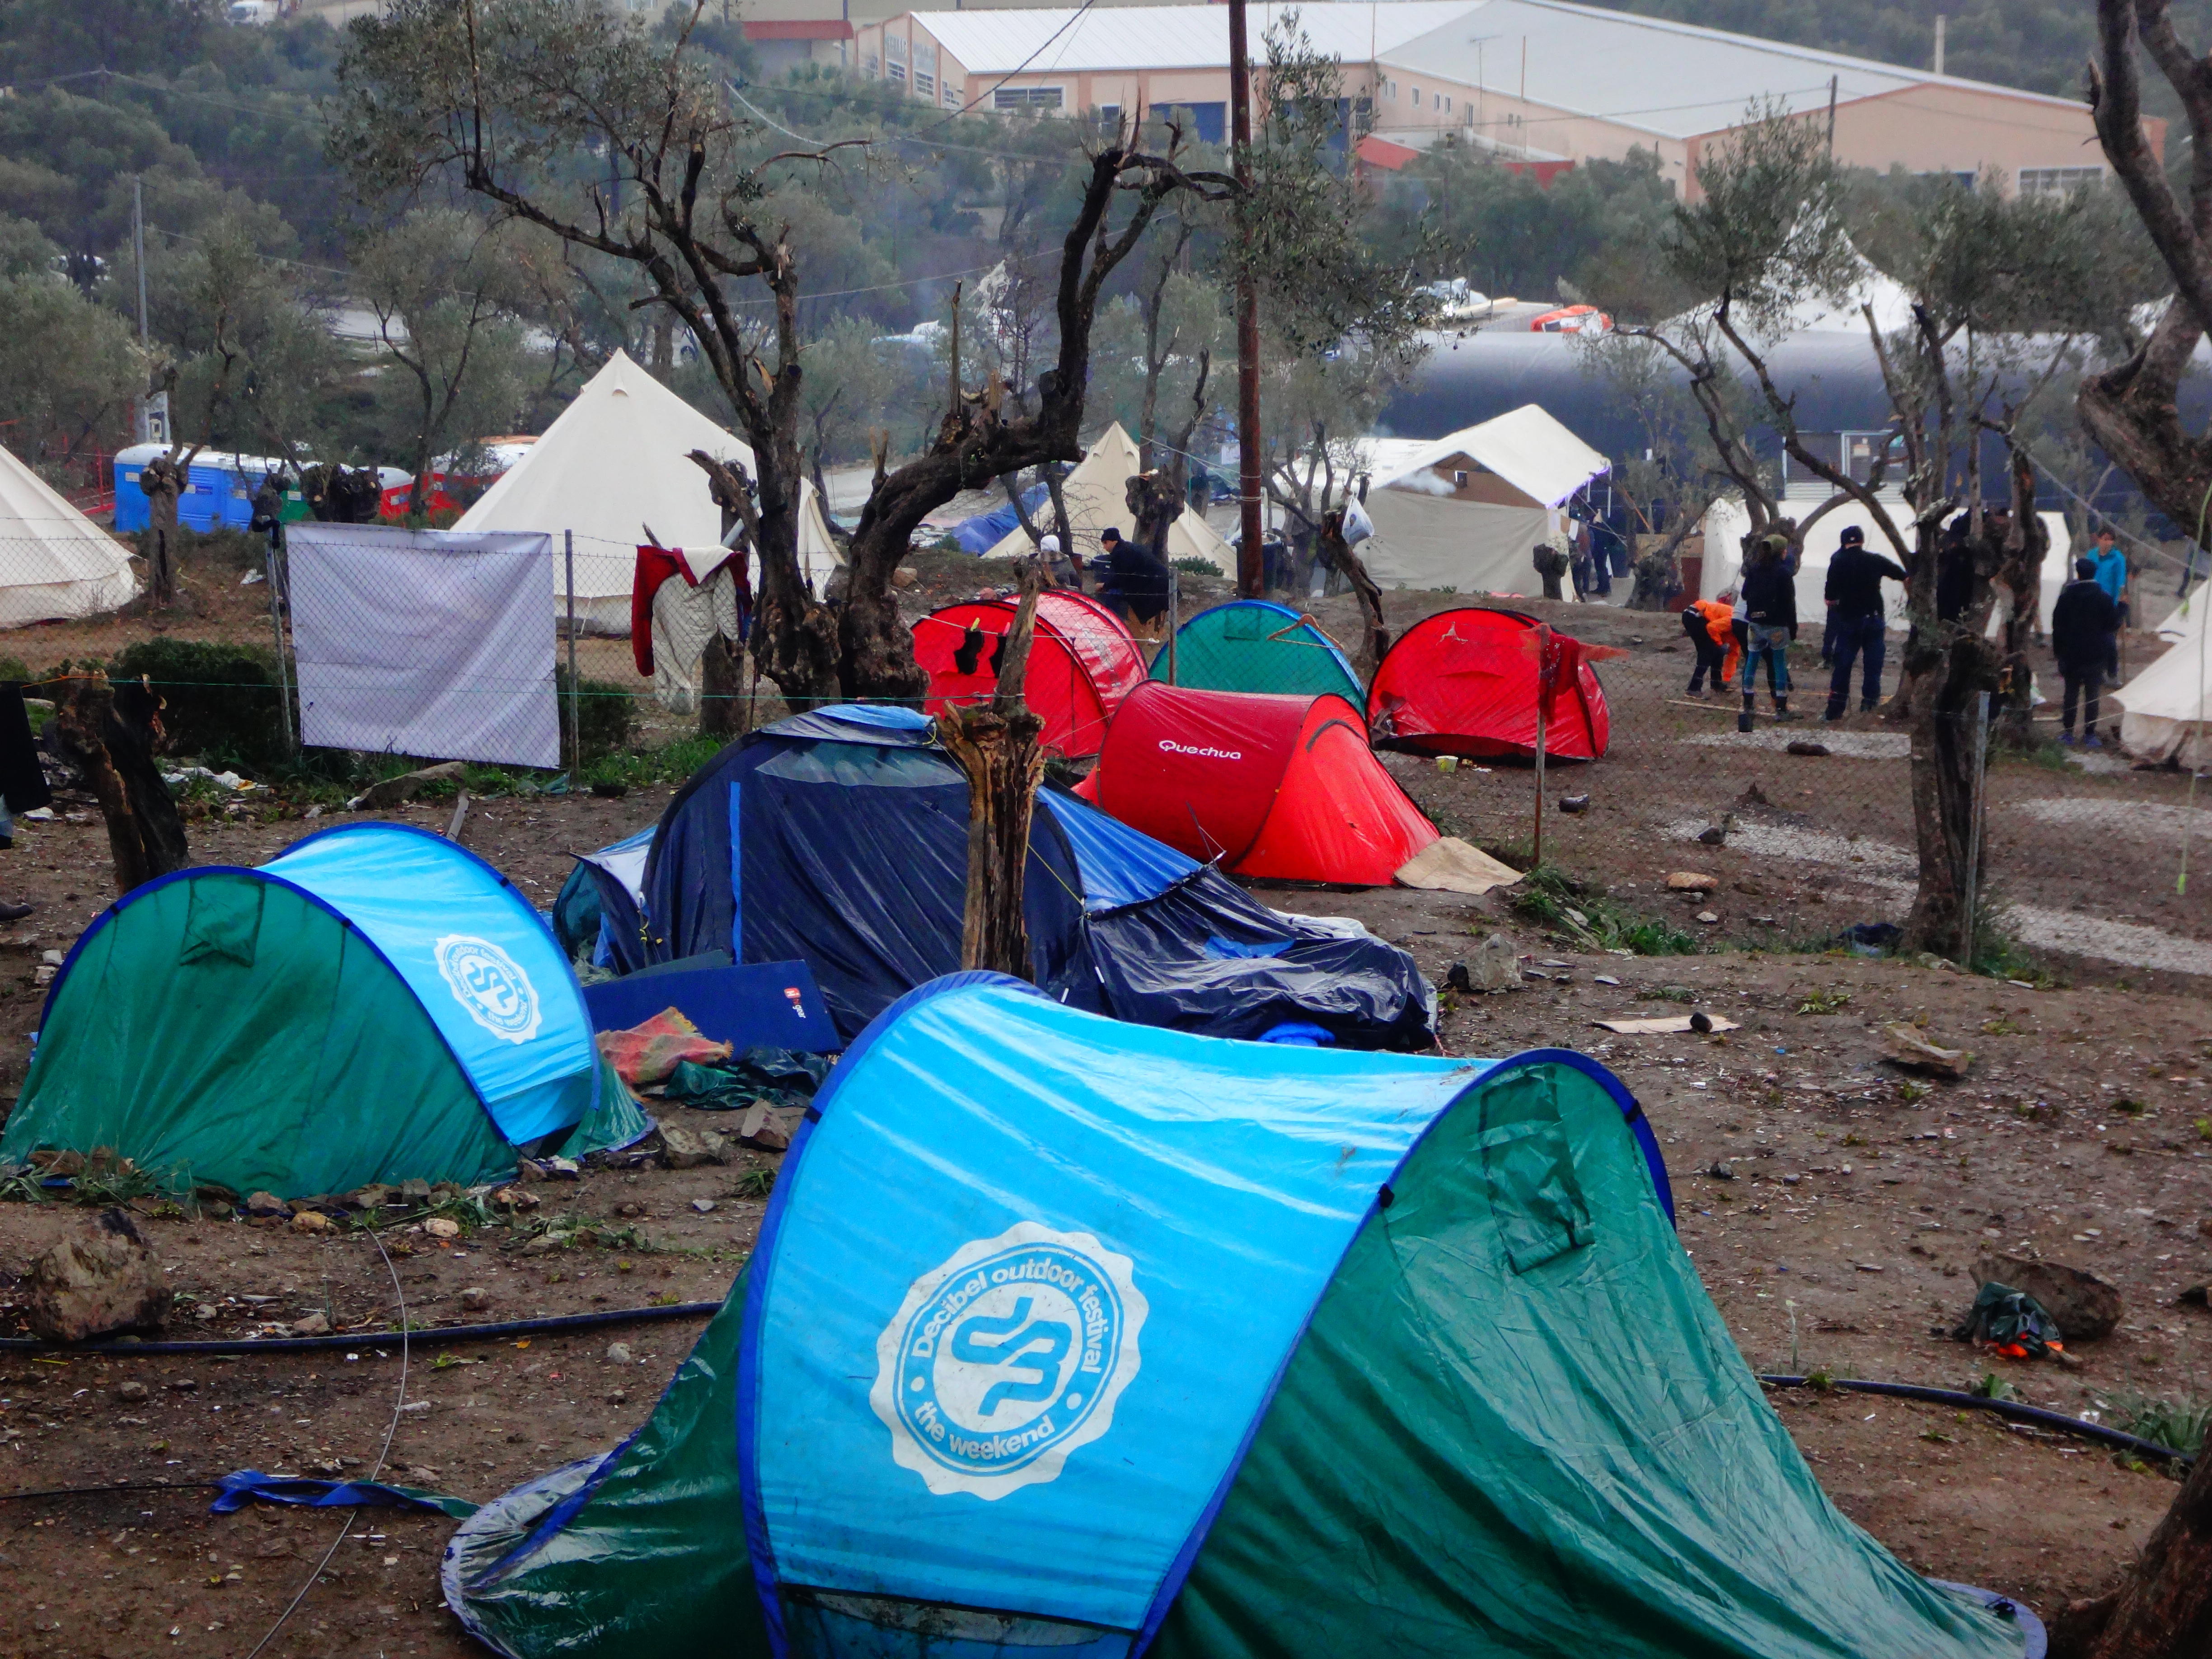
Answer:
[
  {"xmin": 1, "ymin": 822, "xmax": 646, "ymax": 1195},
  {"xmin": 444, "ymin": 975, "xmax": 2042, "ymax": 1659}
]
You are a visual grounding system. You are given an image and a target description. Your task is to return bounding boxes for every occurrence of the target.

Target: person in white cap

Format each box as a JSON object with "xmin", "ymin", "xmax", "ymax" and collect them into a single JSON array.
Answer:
[{"xmin": 1036, "ymin": 531, "xmax": 1076, "ymax": 587}]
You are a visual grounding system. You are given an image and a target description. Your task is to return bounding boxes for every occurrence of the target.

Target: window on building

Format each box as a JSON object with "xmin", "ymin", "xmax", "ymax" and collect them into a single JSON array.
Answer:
[
  {"xmin": 2019, "ymin": 166, "xmax": 2103, "ymax": 197},
  {"xmin": 863, "ymin": 53, "xmax": 878, "ymax": 76},
  {"xmin": 994, "ymin": 85, "xmax": 1064, "ymax": 110},
  {"xmin": 945, "ymin": 83, "xmax": 964, "ymax": 108},
  {"xmin": 1409, "ymin": 86, "xmax": 1420, "ymax": 107},
  {"xmin": 1442, "ymin": 94, "xmax": 1451, "ymax": 112},
  {"xmin": 915, "ymin": 41, "xmax": 934, "ymax": 71},
  {"xmin": 886, "ymin": 34, "xmax": 906, "ymax": 61},
  {"xmin": 914, "ymin": 71, "xmax": 933, "ymax": 97},
  {"xmin": 887, "ymin": 61, "xmax": 905, "ymax": 82},
  {"xmin": 1098, "ymin": 103, "xmax": 1122, "ymax": 125}
]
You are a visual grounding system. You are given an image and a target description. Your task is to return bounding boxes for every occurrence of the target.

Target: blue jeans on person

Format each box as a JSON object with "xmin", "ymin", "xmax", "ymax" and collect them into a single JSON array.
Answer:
[
  {"xmin": 1741, "ymin": 622, "xmax": 1791, "ymax": 697},
  {"xmin": 1824, "ymin": 611, "xmax": 1885, "ymax": 717}
]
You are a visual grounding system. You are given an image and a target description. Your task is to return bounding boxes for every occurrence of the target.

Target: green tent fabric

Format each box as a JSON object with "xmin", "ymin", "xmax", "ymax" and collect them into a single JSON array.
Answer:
[
  {"xmin": 1153, "ymin": 599, "xmax": 1365, "ymax": 702},
  {"xmin": 441, "ymin": 1049, "xmax": 2034, "ymax": 1659},
  {"xmin": 1, "ymin": 840, "xmax": 648, "ymax": 1198}
]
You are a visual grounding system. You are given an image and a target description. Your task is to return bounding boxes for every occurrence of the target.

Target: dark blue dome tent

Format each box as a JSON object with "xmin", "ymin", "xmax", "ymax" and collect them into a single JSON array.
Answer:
[
  {"xmin": 558, "ymin": 705, "xmax": 1434, "ymax": 1049},
  {"xmin": 443, "ymin": 975, "xmax": 2043, "ymax": 1659}
]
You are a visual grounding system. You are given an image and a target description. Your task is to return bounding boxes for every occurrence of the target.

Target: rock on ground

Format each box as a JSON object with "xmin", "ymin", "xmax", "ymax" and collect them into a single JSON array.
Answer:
[{"xmin": 23, "ymin": 1208, "xmax": 173, "ymax": 1342}]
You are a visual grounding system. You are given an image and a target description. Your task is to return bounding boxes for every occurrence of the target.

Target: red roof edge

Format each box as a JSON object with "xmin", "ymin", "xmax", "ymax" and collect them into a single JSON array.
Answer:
[
  {"xmin": 744, "ymin": 19, "xmax": 853, "ymax": 40},
  {"xmin": 1354, "ymin": 134, "xmax": 1420, "ymax": 171}
]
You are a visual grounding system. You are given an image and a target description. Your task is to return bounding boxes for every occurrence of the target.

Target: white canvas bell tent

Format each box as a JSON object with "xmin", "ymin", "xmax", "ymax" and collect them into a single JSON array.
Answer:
[
  {"xmin": 1699, "ymin": 499, "xmax": 2072, "ymax": 634},
  {"xmin": 1361, "ymin": 405, "xmax": 1609, "ymax": 593},
  {"xmin": 454, "ymin": 351, "xmax": 841, "ymax": 633},
  {"xmin": 2117, "ymin": 588, "xmax": 2212, "ymax": 769},
  {"xmin": 984, "ymin": 421, "xmax": 1236, "ymax": 574},
  {"xmin": 0, "ymin": 445, "xmax": 139, "ymax": 626}
]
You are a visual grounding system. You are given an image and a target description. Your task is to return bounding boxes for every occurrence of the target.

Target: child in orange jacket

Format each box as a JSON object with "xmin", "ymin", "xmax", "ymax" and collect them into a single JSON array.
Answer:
[{"xmin": 1682, "ymin": 591, "xmax": 1739, "ymax": 694}]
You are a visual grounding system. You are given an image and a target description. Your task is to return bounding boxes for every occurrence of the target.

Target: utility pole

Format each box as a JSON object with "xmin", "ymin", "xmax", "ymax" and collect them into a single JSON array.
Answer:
[
  {"xmin": 1824, "ymin": 74, "xmax": 1837, "ymax": 155},
  {"xmin": 132, "ymin": 177, "xmax": 164, "ymax": 448},
  {"xmin": 1229, "ymin": 0, "xmax": 1262, "ymax": 597}
]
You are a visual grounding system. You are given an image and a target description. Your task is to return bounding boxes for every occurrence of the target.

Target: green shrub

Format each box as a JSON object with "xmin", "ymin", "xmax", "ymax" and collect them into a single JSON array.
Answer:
[
  {"xmin": 110, "ymin": 637, "xmax": 291, "ymax": 773},
  {"xmin": 1171, "ymin": 556, "xmax": 1222, "ymax": 576},
  {"xmin": 557, "ymin": 668, "xmax": 637, "ymax": 765}
]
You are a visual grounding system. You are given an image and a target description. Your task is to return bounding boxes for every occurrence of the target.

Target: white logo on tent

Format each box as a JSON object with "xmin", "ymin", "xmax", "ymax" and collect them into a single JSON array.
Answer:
[
  {"xmin": 433, "ymin": 934, "xmax": 543, "ymax": 1045},
  {"xmin": 872, "ymin": 1222, "xmax": 1146, "ymax": 1500}
]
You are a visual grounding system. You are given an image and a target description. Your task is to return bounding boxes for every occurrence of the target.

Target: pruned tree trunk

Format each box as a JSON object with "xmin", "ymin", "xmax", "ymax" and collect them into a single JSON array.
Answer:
[
  {"xmin": 1992, "ymin": 452, "xmax": 2048, "ymax": 749},
  {"xmin": 139, "ymin": 454, "xmax": 183, "ymax": 607},
  {"xmin": 701, "ymin": 632, "xmax": 745, "ymax": 740},
  {"xmin": 54, "ymin": 673, "xmax": 188, "ymax": 895},
  {"xmin": 1319, "ymin": 511, "xmax": 1388, "ymax": 681},
  {"xmin": 2048, "ymin": 1449, "xmax": 2212, "ymax": 1659},
  {"xmin": 839, "ymin": 142, "xmax": 1228, "ymax": 704},
  {"xmin": 939, "ymin": 564, "xmax": 1046, "ymax": 978},
  {"xmin": 1900, "ymin": 499, "xmax": 2003, "ymax": 961}
]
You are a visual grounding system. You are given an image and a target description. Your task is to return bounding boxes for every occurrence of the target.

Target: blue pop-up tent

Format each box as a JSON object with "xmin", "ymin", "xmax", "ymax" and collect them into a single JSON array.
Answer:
[
  {"xmin": 445, "ymin": 976, "xmax": 2042, "ymax": 1659},
  {"xmin": 558, "ymin": 705, "xmax": 1434, "ymax": 1050}
]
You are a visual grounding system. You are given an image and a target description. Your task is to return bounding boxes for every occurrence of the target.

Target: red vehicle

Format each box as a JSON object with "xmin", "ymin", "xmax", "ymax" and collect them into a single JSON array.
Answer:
[{"xmin": 1527, "ymin": 304, "xmax": 1612, "ymax": 335}]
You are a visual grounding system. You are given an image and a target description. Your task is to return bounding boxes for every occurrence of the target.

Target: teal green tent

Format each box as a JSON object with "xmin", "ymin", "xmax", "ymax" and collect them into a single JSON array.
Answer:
[
  {"xmin": 442, "ymin": 975, "xmax": 2040, "ymax": 1659},
  {"xmin": 1153, "ymin": 599, "xmax": 1365, "ymax": 701},
  {"xmin": 1, "ymin": 824, "xmax": 647, "ymax": 1197}
]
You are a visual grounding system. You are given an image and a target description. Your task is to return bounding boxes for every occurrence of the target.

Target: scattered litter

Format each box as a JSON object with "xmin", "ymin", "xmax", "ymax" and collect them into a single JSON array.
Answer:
[
  {"xmin": 1665, "ymin": 871, "xmax": 1718, "ymax": 892},
  {"xmin": 691, "ymin": 1198, "xmax": 717, "ymax": 1214},
  {"xmin": 1594, "ymin": 974, "xmax": 1621, "ymax": 986},
  {"xmin": 1592, "ymin": 1014, "xmax": 1741, "ymax": 1035},
  {"xmin": 239, "ymin": 570, "xmax": 265, "ymax": 586},
  {"xmin": 1953, "ymin": 1281, "xmax": 2065, "ymax": 1360},
  {"xmin": 161, "ymin": 767, "xmax": 256, "ymax": 793},
  {"xmin": 1557, "ymin": 794, "xmax": 1590, "ymax": 814}
]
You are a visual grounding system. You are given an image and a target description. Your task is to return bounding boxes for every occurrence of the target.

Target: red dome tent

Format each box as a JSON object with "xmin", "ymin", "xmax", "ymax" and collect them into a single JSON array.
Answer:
[
  {"xmin": 1076, "ymin": 682, "xmax": 1443, "ymax": 886},
  {"xmin": 1368, "ymin": 607, "xmax": 1612, "ymax": 761},
  {"xmin": 914, "ymin": 590, "xmax": 1147, "ymax": 758}
]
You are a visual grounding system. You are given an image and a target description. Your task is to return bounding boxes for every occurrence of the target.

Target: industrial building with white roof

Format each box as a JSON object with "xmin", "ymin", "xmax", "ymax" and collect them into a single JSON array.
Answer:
[{"xmin": 827, "ymin": 0, "xmax": 2148, "ymax": 198}]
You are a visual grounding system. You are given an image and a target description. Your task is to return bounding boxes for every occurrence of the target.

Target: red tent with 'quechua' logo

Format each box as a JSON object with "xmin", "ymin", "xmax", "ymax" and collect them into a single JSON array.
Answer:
[{"xmin": 1074, "ymin": 682, "xmax": 1444, "ymax": 886}]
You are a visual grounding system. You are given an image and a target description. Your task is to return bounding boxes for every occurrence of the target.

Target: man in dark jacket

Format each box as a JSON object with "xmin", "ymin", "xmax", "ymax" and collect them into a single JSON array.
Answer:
[
  {"xmin": 1823, "ymin": 525, "xmax": 1911, "ymax": 720},
  {"xmin": 2052, "ymin": 555, "xmax": 2122, "ymax": 748},
  {"xmin": 1097, "ymin": 526, "xmax": 1172, "ymax": 631},
  {"xmin": 1737, "ymin": 533, "xmax": 1799, "ymax": 731}
]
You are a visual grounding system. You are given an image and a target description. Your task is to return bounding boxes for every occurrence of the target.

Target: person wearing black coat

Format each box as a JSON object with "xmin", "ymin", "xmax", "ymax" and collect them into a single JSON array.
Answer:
[
  {"xmin": 1736, "ymin": 534, "xmax": 1800, "ymax": 732},
  {"xmin": 2051, "ymin": 556, "xmax": 2122, "ymax": 748},
  {"xmin": 1097, "ymin": 527, "xmax": 1172, "ymax": 628},
  {"xmin": 1823, "ymin": 525, "xmax": 1911, "ymax": 720}
]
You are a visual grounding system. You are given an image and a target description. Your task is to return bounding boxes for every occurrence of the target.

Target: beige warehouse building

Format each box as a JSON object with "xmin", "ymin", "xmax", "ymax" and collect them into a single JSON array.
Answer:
[{"xmin": 836, "ymin": 0, "xmax": 2154, "ymax": 197}]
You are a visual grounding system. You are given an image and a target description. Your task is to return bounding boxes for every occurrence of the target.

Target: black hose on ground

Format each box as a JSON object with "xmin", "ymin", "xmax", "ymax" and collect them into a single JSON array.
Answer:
[
  {"xmin": 0, "ymin": 1300, "xmax": 724, "ymax": 1358},
  {"xmin": 1760, "ymin": 1373, "xmax": 2197, "ymax": 1467}
]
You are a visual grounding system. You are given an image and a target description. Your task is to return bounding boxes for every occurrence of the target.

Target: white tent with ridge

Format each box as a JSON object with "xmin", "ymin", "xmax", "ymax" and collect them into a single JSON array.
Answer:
[
  {"xmin": 454, "ymin": 351, "xmax": 841, "ymax": 633},
  {"xmin": 984, "ymin": 421, "xmax": 1236, "ymax": 574},
  {"xmin": 2117, "ymin": 586, "xmax": 2212, "ymax": 769},
  {"xmin": 1359, "ymin": 404, "xmax": 1610, "ymax": 594},
  {"xmin": 0, "ymin": 444, "xmax": 139, "ymax": 626}
]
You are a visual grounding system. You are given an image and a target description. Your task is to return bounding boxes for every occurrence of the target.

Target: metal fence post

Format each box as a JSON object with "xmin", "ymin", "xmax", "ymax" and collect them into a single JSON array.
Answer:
[
  {"xmin": 266, "ymin": 523, "xmax": 294, "ymax": 756},
  {"xmin": 564, "ymin": 530, "xmax": 580, "ymax": 778},
  {"xmin": 1961, "ymin": 689, "xmax": 1991, "ymax": 970}
]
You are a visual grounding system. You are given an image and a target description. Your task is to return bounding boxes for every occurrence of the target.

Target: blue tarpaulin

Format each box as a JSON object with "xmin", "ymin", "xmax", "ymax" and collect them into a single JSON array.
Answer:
[
  {"xmin": 564, "ymin": 708, "xmax": 1433, "ymax": 1049},
  {"xmin": 951, "ymin": 486, "xmax": 1047, "ymax": 554}
]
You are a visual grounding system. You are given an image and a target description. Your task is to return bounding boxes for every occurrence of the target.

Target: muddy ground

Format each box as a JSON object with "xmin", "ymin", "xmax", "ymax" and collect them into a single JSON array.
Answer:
[{"xmin": 0, "ymin": 544, "xmax": 2201, "ymax": 1655}]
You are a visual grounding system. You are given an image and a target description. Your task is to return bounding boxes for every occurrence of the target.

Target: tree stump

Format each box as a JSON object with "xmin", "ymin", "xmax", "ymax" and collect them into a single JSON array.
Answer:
[
  {"xmin": 701, "ymin": 629, "xmax": 747, "ymax": 740},
  {"xmin": 2048, "ymin": 1445, "xmax": 2212, "ymax": 1659},
  {"xmin": 937, "ymin": 568, "xmax": 1046, "ymax": 979},
  {"xmin": 53, "ymin": 672, "xmax": 188, "ymax": 895}
]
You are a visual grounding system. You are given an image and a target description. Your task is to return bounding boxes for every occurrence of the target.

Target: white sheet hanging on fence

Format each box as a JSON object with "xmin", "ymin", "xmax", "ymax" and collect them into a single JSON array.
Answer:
[
  {"xmin": 650, "ymin": 547, "xmax": 742, "ymax": 713},
  {"xmin": 287, "ymin": 524, "xmax": 560, "ymax": 769}
]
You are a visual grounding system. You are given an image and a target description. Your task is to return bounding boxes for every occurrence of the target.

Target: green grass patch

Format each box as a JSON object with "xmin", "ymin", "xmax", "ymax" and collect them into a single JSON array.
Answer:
[
  {"xmin": 2095, "ymin": 1390, "xmax": 2212, "ymax": 1455},
  {"xmin": 1511, "ymin": 865, "xmax": 1702, "ymax": 956}
]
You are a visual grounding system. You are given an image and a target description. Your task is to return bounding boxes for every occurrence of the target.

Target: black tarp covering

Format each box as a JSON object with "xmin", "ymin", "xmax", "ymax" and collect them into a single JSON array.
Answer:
[{"xmin": 589, "ymin": 706, "xmax": 1432, "ymax": 1049}]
